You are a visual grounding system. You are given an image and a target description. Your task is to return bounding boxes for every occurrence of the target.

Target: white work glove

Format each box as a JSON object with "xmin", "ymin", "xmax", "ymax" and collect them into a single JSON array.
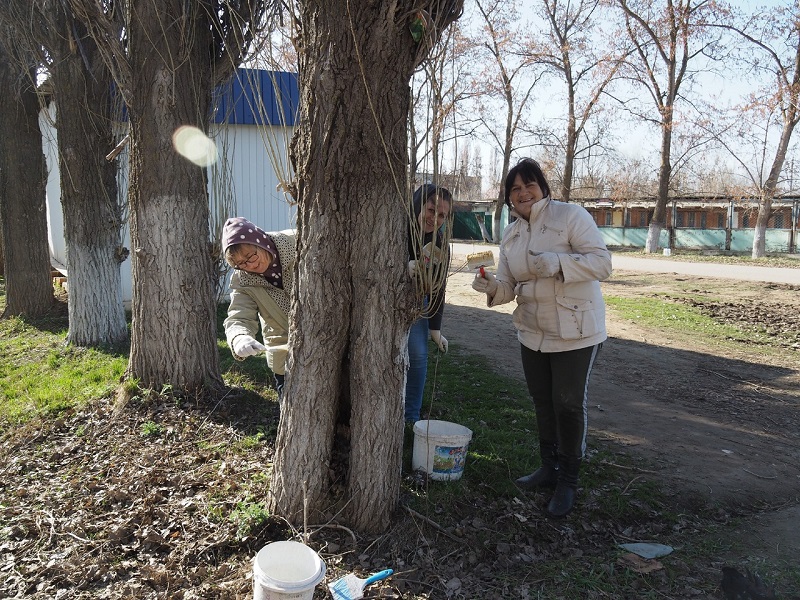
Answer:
[
  {"xmin": 231, "ymin": 335, "xmax": 267, "ymax": 358},
  {"xmin": 471, "ymin": 270, "xmax": 498, "ymax": 295},
  {"xmin": 430, "ymin": 330, "xmax": 448, "ymax": 353},
  {"xmin": 408, "ymin": 260, "xmax": 418, "ymax": 277},
  {"xmin": 532, "ymin": 252, "xmax": 561, "ymax": 278}
]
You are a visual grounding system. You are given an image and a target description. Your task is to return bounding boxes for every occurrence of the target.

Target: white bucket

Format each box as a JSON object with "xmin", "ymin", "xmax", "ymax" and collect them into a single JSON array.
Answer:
[
  {"xmin": 252, "ymin": 540, "xmax": 326, "ymax": 600},
  {"xmin": 662, "ymin": 248, "xmax": 671, "ymax": 256},
  {"xmin": 412, "ymin": 420, "xmax": 473, "ymax": 481}
]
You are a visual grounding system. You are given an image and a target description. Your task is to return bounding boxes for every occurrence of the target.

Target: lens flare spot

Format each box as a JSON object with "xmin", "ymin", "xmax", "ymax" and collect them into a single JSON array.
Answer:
[{"xmin": 172, "ymin": 125, "xmax": 218, "ymax": 166}]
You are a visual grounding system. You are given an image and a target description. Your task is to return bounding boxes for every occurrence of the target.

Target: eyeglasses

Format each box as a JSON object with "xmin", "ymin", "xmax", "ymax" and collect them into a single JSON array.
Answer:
[{"xmin": 234, "ymin": 251, "xmax": 259, "ymax": 270}]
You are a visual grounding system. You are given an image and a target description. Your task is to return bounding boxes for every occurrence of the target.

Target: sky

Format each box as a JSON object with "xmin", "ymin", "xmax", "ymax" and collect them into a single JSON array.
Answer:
[{"xmin": 448, "ymin": 0, "xmax": 798, "ymax": 194}]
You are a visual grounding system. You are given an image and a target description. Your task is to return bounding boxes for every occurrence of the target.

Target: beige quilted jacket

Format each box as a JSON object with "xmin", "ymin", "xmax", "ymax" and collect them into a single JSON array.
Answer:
[
  {"xmin": 489, "ymin": 198, "xmax": 612, "ymax": 352},
  {"xmin": 224, "ymin": 230, "xmax": 296, "ymax": 375}
]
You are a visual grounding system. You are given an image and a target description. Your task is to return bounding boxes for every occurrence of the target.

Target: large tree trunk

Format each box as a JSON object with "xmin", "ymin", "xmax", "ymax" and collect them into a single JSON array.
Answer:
[
  {"xmin": 752, "ymin": 115, "xmax": 797, "ymax": 258},
  {"xmin": 0, "ymin": 48, "xmax": 54, "ymax": 317},
  {"xmin": 561, "ymin": 86, "xmax": 577, "ymax": 203},
  {"xmin": 124, "ymin": 0, "xmax": 221, "ymax": 392},
  {"xmin": 50, "ymin": 15, "xmax": 128, "ymax": 348},
  {"xmin": 492, "ymin": 188, "xmax": 504, "ymax": 242},
  {"xmin": 270, "ymin": 1, "xmax": 458, "ymax": 533},
  {"xmin": 646, "ymin": 108, "xmax": 673, "ymax": 254},
  {"xmin": 752, "ymin": 196, "xmax": 771, "ymax": 258},
  {"xmin": 492, "ymin": 125, "xmax": 513, "ymax": 243}
]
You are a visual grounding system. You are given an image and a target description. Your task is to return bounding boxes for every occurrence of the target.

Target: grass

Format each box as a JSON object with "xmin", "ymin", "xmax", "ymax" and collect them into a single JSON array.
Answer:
[
  {"xmin": 229, "ymin": 499, "xmax": 272, "ymax": 540},
  {"xmin": 403, "ymin": 348, "xmax": 713, "ymax": 596},
  {"xmin": 0, "ymin": 299, "xmax": 274, "ymax": 431},
  {"xmin": 418, "ymin": 353, "xmax": 534, "ymax": 493},
  {"xmin": 0, "ymin": 314, "xmax": 127, "ymax": 426},
  {"xmin": 400, "ymin": 296, "xmax": 797, "ymax": 595},
  {"xmin": 604, "ymin": 294, "xmax": 791, "ymax": 357},
  {"xmin": 605, "ymin": 296, "xmax": 744, "ymax": 339},
  {"xmin": 139, "ymin": 420, "xmax": 164, "ymax": 437},
  {"xmin": 1, "ymin": 250, "xmax": 793, "ymax": 427}
]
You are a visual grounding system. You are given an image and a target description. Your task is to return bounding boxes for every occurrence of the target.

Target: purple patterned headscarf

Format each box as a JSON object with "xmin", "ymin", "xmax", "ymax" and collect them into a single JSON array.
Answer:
[{"xmin": 221, "ymin": 217, "xmax": 273, "ymax": 253}]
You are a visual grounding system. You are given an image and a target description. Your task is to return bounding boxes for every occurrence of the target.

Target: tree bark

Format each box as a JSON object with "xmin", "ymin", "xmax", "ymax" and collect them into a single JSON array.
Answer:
[
  {"xmin": 0, "ymin": 47, "xmax": 54, "ymax": 317},
  {"xmin": 124, "ymin": 0, "xmax": 221, "ymax": 392},
  {"xmin": 561, "ymin": 60, "xmax": 577, "ymax": 203},
  {"xmin": 49, "ymin": 13, "xmax": 128, "ymax": 348},
  {"xmin": 492, "ymin": 101, "xmax": 513, "ymax": 243},
  {"xmin": 269, "ymin": 0, "xmax": 462, "ymax": 533},
  {"xmin": 647, "ymin": 106, "xmax": 673, "ymax": 254},
  {"xmin": 0, "ymin": 214, "xmax": 4, "ymax": 276},
  {"xmin": 752, "ymin": 196, "xmax": 770, "ymax": 258},
  {"xmin": 752, "ymin": 111, "xmax": 797, "ymax": 258}
]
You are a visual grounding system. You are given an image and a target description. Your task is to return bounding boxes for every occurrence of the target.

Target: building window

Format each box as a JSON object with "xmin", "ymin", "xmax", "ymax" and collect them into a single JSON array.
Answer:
[
  {"xmin": 676, "ymin": 212, "xmax": 684, "ymax": 227},
  {"xmin": 687, "ymin": 212, "xmax": 696, "ymax": 227},
  {"xmin": 742, "ymin": 213, "xmax": 750, "ymax": 227},
  {"xmin": 605, "ymin": 211, "xmax": 613, "ymax": 226},
  {"xmin": 700, "ymin": 213, "xmax": 707, "ymax": 229},
  {"xmin": 717, "ymin": 213, "xmax": 725, "ymax": 228},
  {"xmin": 774, "ymin": 213, "xmax": 784, "ymax": 228}
]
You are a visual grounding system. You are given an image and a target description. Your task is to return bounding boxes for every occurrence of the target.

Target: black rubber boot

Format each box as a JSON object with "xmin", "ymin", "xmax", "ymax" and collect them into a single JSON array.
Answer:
[
  {"xmin": 516, "ymin": 443, "xmax": 559, "ymax": 490},
  {"xmin": 547, "ymin": 455, "xmax": 581, "ymax": 518}
]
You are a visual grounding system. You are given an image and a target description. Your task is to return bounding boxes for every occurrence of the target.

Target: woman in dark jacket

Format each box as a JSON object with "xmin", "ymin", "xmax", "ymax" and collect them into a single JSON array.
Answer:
[{"xmin": 405, "ymin": 184, "xmax": 453, "ymax": 423}]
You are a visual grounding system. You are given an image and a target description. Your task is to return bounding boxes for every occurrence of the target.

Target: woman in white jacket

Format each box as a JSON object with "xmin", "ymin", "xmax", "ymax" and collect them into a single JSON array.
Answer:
[{"xmin": 472, "ymin": 158, "xmax": 612, "ymax": 517}]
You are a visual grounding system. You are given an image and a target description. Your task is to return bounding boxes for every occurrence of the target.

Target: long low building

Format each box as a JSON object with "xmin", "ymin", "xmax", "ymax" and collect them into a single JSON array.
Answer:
[
  {"xmin": 452, "ymin": 196, "xmax": 800, "ymax": 254},
  {"xmin": 581, "ymin": 196, "xmax": 800, "ymax": 253}
]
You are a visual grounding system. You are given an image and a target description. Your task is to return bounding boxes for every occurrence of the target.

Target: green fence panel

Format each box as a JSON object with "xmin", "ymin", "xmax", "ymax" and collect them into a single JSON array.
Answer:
[
  {"xmin": 599, "ymin": 227, "xmax": 793, "ymax": 252},
  {"xmin": 453, "ymin": 212, "xmax": 483, "ymax": 240},
  {"xmin": 674, "ymin": 229, "xmax": 727, "ymax": 250},
  {"xmin": 729, "ymin": 229, "xmax": 790, "ymax": 252},
  {"xmin": 765, "ymin": 230, "xmax": 792, "ymax": 252},
  {"xmin": 600, "ymin": 227, "xmax": 669, "ymax": 248},
  {"xmin": 730, "ymin": 229, "xmax": 753, "ymax": 252}
]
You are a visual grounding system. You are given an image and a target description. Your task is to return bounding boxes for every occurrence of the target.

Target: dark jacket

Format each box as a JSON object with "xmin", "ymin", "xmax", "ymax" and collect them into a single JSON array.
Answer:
[{"xmin": 408, "ymin": 184, "xmax": 451, "ymax": 330}]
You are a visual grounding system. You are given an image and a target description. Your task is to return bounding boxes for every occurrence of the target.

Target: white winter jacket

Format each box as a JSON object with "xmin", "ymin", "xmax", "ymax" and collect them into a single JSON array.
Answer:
[{"xmin": 488, "ymin": 198, "xmax": 612, "ymax": 352}]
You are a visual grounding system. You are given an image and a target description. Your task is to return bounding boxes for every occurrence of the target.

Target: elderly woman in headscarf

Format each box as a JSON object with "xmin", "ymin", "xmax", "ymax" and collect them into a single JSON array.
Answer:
[{"xmin": 221, "ymin": 217, "xmax": 296, "ymax": 399}]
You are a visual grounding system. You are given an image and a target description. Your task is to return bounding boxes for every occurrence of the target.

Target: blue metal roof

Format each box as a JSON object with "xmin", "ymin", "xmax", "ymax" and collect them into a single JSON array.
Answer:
[{"xmin": 213, "ymin": 68, "xmax": 299, "ymax": 126}]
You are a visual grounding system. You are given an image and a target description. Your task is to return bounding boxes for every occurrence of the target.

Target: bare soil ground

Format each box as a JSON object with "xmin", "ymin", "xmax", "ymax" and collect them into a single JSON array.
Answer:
[{"xmin": 445, "ymin": 264, "xmax": 800, "ymax": 568}]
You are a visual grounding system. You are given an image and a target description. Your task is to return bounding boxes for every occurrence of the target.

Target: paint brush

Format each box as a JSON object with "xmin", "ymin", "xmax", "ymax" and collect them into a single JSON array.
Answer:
[
  {"xmin": 466, "ymin": 250, "xmax": 495, "ymax": 277},
  {"xmin": 328, "ymin": 568, "xmax": 393, "ymax": 600}
]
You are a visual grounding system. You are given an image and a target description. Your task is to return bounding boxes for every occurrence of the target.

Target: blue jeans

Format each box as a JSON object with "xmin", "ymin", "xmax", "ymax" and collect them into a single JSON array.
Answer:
[{"xmin": 405, "ymin": 317, "xmax": 429, "ymax": 422}]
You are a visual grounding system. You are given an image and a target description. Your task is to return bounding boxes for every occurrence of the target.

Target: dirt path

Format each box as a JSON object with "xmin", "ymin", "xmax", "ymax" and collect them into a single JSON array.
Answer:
[{"xmin": 443, "ymin": 259, "xmax": 800, "ymax": 564}]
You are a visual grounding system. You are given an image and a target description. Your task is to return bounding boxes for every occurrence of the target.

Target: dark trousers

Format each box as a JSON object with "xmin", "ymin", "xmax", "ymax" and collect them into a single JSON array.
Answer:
[{"xmin": 520, "ymin": 343, "xmax": 600, "ymax": 460}]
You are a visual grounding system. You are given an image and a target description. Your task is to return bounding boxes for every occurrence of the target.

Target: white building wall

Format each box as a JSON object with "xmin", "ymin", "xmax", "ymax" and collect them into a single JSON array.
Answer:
[
  {"xmin": 41, "ymin": 104, "xmax": 67, "ymax": 272},
  {"xmin": 210, "ymin": 124, "xmax": 296, "ymax": 232},
  {"xmin": 42, "ymin": 105, "xmax": 296, "ymax": 306}
]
